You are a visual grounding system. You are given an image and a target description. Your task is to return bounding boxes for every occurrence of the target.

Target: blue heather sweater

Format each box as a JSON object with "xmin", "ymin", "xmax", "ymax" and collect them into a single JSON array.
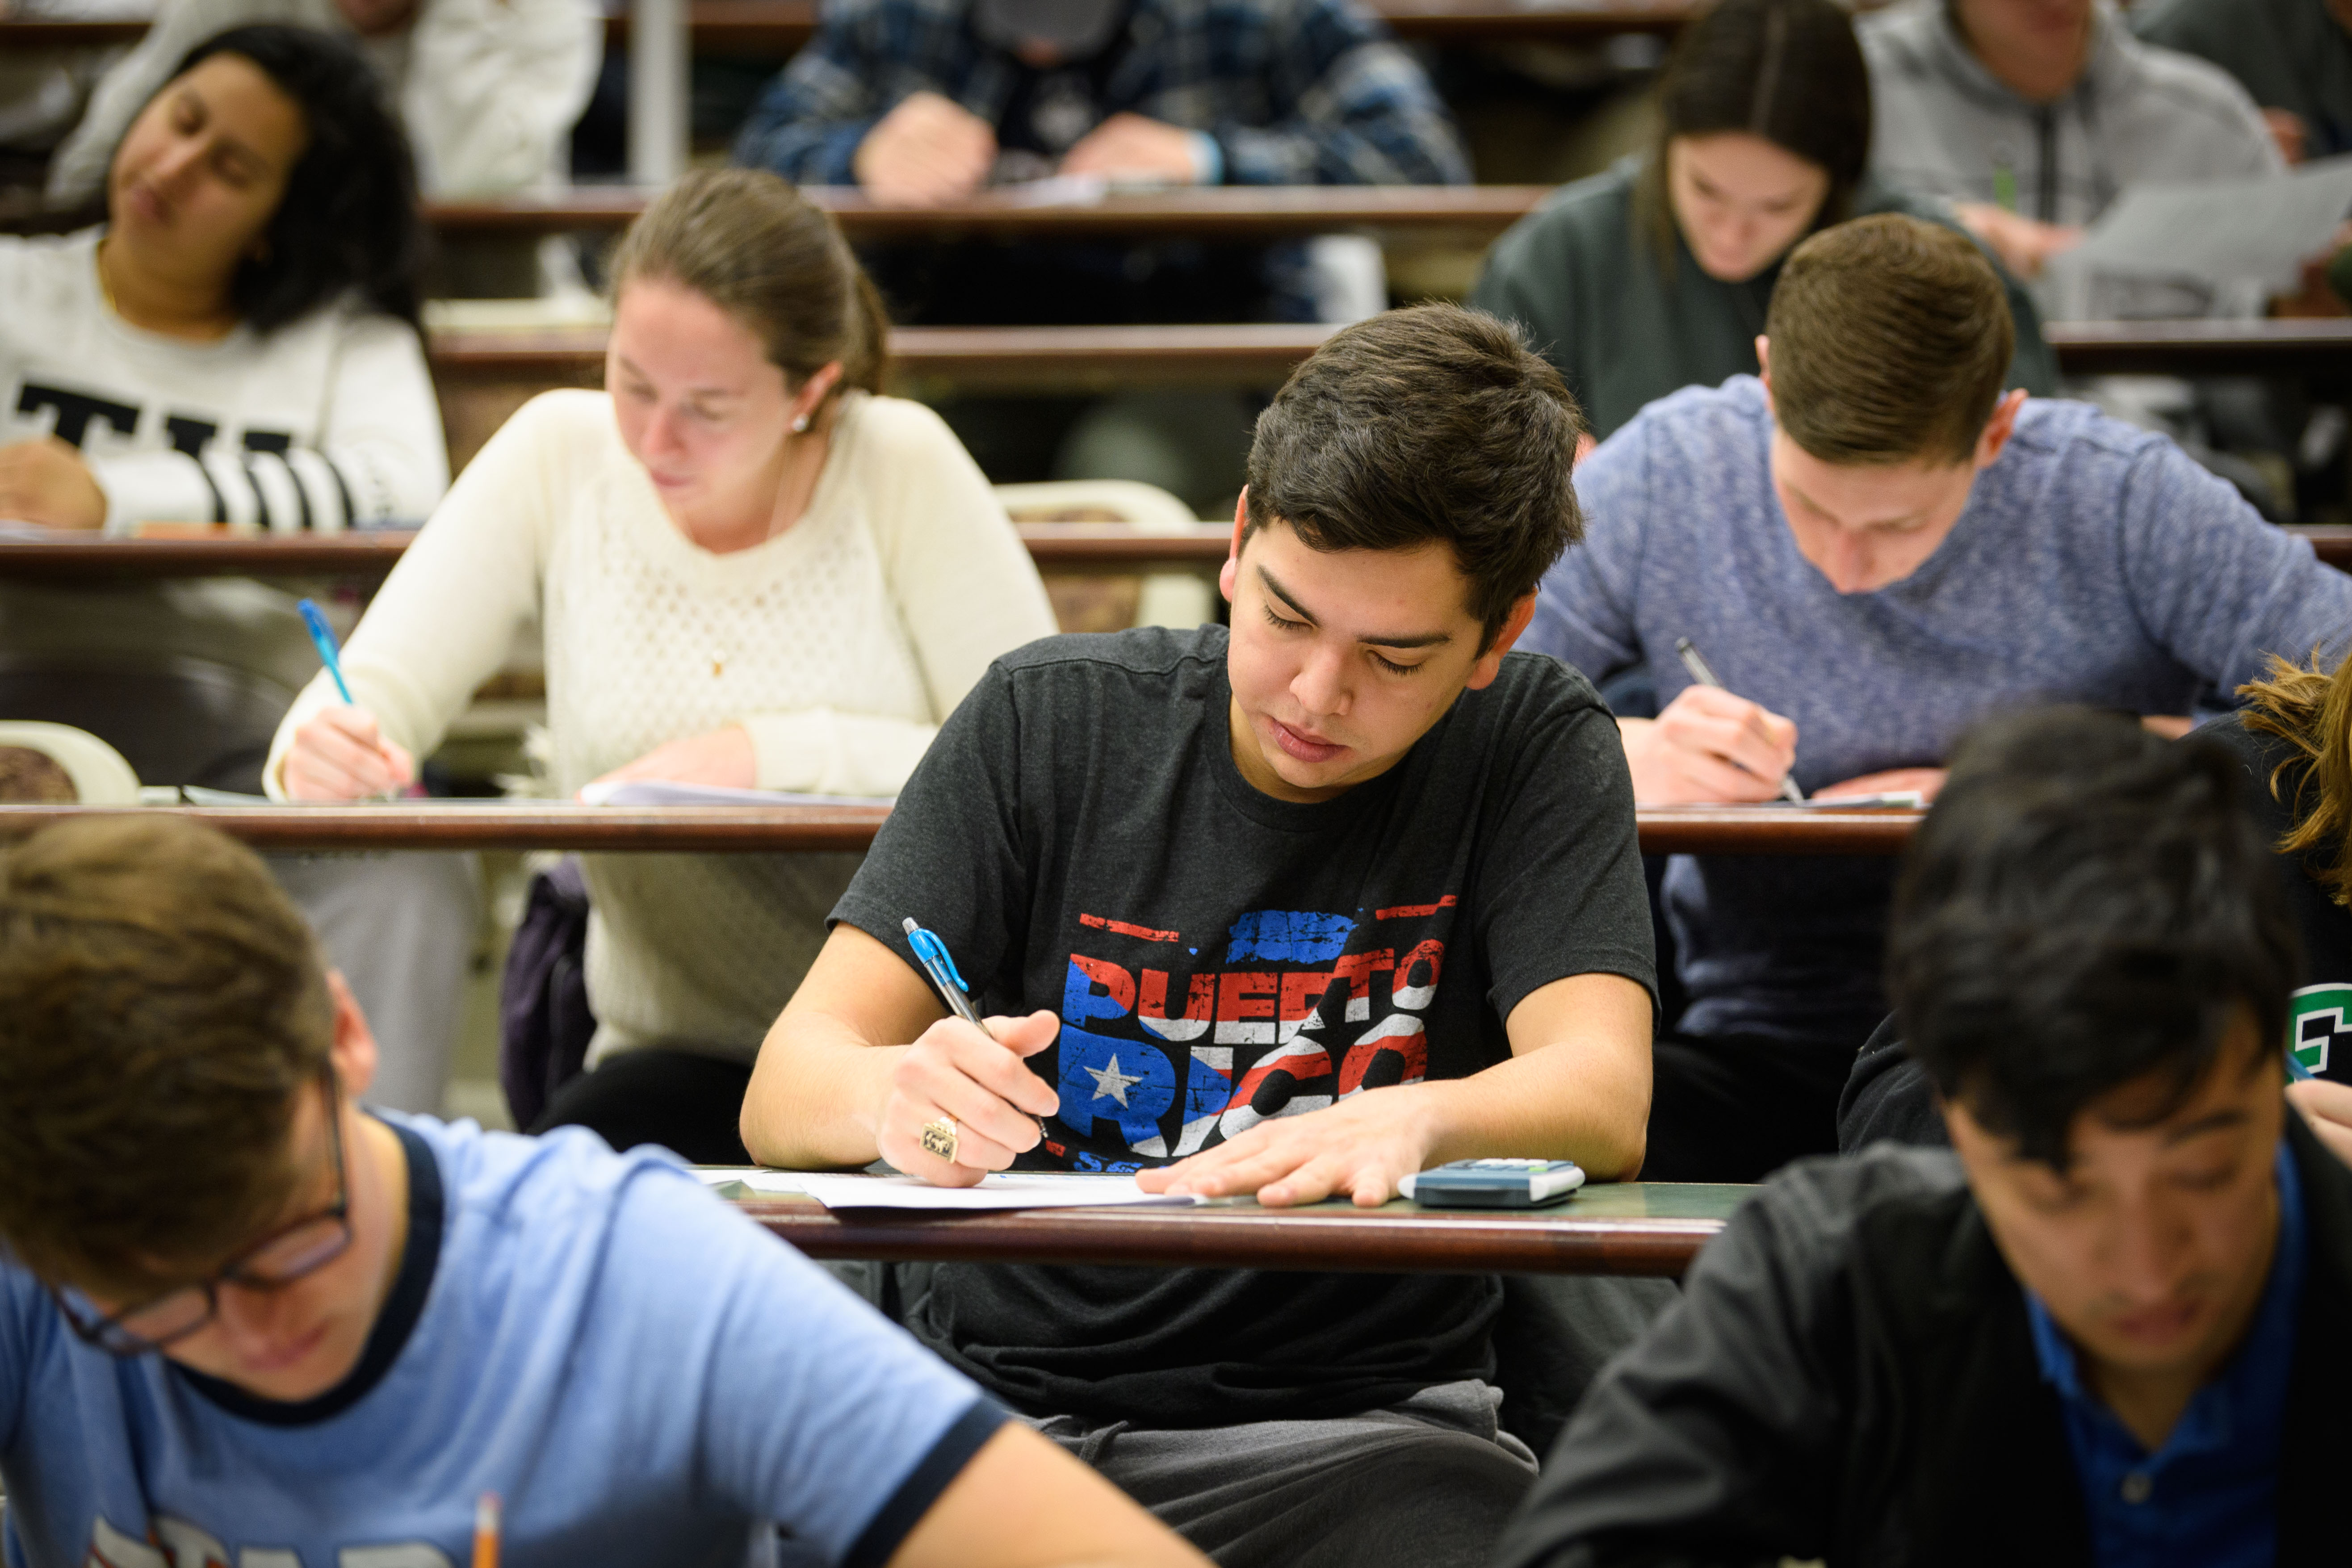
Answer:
[{"xmin": 1528, "ymin": 377, "xmax": 2352, "ymax": 1051}]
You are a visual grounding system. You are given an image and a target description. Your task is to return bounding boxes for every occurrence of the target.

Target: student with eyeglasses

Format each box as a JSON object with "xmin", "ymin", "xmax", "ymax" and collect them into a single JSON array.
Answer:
[{"xmin": 0, "ymin": 814, "xmax": 1206, "ymax": 1568}]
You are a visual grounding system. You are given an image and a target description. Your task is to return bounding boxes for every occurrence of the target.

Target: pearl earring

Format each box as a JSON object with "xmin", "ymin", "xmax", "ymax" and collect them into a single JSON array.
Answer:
[{"xmin": 791, "ymin": 414, "xmax": 809, "ymax": 433}]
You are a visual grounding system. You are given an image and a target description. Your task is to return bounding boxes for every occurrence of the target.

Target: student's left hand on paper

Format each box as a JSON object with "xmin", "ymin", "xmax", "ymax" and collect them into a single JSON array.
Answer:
[
  {"xmin": 583, "ymin": 725, "xmax": 755, "ymax": 795},
  {"xmin": 2289, "ymin": 1077, "xmax": 2352, "ymax": 1166},
  {"xmin": 1814, "ymin": 767, "xmax": 1946, "ymax": 803},
  {"xmin": 0, "ymin": 437, "xmax": 105, "ymax": 530},
  {"xmin": 1140, "ymin": 1086, "xmax": 1438, "ymax": 1208},
  {"xmin": 1060, "ymin": 114, "xmax": 1204, "ymax": 184}
]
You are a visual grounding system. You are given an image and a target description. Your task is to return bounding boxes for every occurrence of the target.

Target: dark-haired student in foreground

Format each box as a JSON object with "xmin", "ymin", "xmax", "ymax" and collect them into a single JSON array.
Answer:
[
  {"xmin": 740, "ymin": 304, "xmax": 1656, "ymax": 1568},
  {"xmin": 1847, "ymin": 651, "xmax": 2352, "ymax": 1163},
  {"xmin": 1523, "ymin": 210, "xmax": 2352, "ymax": 1184},
  {"xmin": 1494, "ymin": 708, "xmax": 2352, "ymax": 1568},
  {"xmin": 0, "ymin": 814, "xmax": 1206, "ymax": 1568}
]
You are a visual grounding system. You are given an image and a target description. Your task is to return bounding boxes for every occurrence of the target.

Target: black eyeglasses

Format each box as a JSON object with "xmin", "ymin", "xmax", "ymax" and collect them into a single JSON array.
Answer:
[{"xmin": 48, "ymin": 1068, "xmax": 354, "ymax": 1358}]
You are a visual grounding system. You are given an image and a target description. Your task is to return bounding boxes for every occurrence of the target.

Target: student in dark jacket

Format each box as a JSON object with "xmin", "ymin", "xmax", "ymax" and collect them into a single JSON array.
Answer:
[
  {"xmin": 1496, "ymin": 707, "xmax": 2352, "ymax": 1568},
  {"xmin": 1843, "ymin": 652, "xmax": 2352, "ymax": 1160},
  {"xmin": 1468, "ymin": 0, "xmax": 2055, "ymax": 444}
]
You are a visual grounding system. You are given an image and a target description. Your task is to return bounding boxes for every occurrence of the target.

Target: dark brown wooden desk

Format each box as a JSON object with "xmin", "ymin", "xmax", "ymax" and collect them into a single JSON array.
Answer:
[
  {"xmin": 2045, "ymin": 319, "xmax": 2352, "ymax": 377},
  {"xmin": 429, "ymin": 322, "xmax": 1338, "ymax": 390},
  {"xmin": 0, "ymin": 522, "xmax": 1234, "ymax": 579},
  {"xmin": 0, "ymin": 2, "xmax": 1717, "ymax": 55},
  {"xmin": 428, "ymin": 185, "xmax": 1551, "ymax": 242},
  {"xmin": 426, "ymin": 320, "xmax": 2352, "ymax": 397},
  {"xmin": 721, "ymin": 1179, "xmax": 1747, "ymax": 1276},
  {"xmin": 0, "ymin": 802, "xmax": 1923, "ymax": 855}
]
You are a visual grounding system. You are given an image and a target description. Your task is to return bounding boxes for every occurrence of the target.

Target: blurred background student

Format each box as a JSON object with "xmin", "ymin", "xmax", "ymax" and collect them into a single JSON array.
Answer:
[
  {"xmin": 1471, "ymin": 0, "xmax": 2055, "ymax": 448},
  {"xmin": 0, "ymin": 24, "xmax": 473, "ymax": 1117},
  {"xmin": 731, "ymin": 0, "xmax": 1469, "ymax": 511},
  {"xmin": 270, "ymin": 169, "xmax": 1060, "ymax": 1165}
]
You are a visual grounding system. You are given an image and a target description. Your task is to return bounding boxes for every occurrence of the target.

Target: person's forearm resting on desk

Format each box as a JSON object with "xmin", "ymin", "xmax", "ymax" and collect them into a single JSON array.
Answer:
[{"xmin": 744, "ymin": 924, "xmax": 1651, "ymax": 1197}]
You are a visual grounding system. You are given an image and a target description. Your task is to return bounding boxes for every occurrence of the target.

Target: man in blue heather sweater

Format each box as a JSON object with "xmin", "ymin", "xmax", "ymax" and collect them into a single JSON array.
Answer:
[{"xmin": 1525, "ymin": 212, "xmax": 2352, "ymax": 1183}]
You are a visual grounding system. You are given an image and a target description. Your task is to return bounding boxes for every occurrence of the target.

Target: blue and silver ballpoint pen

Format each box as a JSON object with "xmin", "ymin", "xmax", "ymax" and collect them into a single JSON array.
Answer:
[
  {"xmin": 903, "ymin": 917, "xmax": 992, "ymax": 1038},
  {"xmin": 296, "ymin": 597, "xmax": 355, "ymax": 704}
]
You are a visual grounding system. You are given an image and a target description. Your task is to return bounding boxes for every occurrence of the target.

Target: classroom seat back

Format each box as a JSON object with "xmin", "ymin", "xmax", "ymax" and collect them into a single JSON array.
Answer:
[{"xmin": 993, "ymin": 479, "xmax": 1219, "ymax": 634}]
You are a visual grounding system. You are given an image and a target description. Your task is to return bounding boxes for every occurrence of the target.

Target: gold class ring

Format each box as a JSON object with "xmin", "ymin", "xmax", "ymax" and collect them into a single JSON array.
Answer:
[{"xmin": 918, "ymin": 1115, "xmax": 960, "ymax": 1164}]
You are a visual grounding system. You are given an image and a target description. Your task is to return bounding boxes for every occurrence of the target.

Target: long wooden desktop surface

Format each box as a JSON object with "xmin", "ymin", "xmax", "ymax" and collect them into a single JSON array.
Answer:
[
  {"xmin": 428, "ymin": 185, "xmax": 1553, "ymax": 241},
  {"xmin": 11, "ymin": 521, "xmax": 2350, "ymax": 580},
  {"xmin": 420, "ymin": 319, "xmax": 2352, "ymax": 391},
  {"xmin": 721, "ymin": 1180, "xmax": 1748, "ymax": 1276},
  {"xmin": 2, "ymin": 2, "xmax": 1726, "ymax": 55},
  {"xmin": 0, "ymin": 801, "xmax": 1925, "ymax": 855},
  {"xmin": 0, "ymin": 522, "xmax": 1234, "ymax": 579}
]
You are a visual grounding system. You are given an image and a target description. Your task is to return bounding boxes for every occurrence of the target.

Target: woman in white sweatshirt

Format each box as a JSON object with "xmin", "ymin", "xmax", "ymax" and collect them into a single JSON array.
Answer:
[
  {"xmin": 0, "ymin": 25, "xmax": 468, "ymax": 1119},
  {"xmin": 271, "ymin": 168, "xmax": 1062, "ymax": 1161}
]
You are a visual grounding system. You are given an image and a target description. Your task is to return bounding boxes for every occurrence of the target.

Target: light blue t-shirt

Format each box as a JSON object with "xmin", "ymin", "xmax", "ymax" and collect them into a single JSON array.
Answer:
[
  {"xmin": 1528, "ymin": 377, "xmax": 2352, "ymax": 1050},
  {"xmin": 0, "ymin": 1116, "xmax": 1000, "ymax": 1568}
]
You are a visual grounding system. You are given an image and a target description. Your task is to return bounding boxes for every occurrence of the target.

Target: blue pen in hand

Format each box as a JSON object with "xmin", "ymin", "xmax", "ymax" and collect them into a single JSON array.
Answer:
[
  {"xmin": 904, "ymin": 917, "xmax": 992, "ymax": 1037},
  {"xmin": 297, "ymin": 598, "xmax": 355, "ymax": 704},
  {"xmin": 903, "ymin": 918, "xmax": 1048, "ymax": 1151}
]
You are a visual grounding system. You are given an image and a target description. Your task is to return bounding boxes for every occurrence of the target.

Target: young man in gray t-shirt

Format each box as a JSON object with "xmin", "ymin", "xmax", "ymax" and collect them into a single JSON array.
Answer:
[{"xmin": 1525, "ymin": 212, "xmax": 2352, "ymax": 1184}]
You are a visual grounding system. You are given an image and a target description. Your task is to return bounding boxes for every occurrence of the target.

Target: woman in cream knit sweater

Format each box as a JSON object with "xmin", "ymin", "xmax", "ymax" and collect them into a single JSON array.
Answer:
[{"xmin": 267, "ymin": 168, "xmax": 1059, "ymax": 1159}]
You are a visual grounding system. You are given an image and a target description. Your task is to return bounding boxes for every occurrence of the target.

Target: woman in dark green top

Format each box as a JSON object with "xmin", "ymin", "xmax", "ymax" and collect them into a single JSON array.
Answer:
[{"xmin": 1469, "ymin": 0, "xmax": 2057, "ymax": 441}]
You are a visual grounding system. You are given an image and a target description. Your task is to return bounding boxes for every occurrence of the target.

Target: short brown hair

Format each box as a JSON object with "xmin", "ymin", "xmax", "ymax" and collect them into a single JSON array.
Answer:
[
  {"xmin": 2241, "ymin": 650, "xmax": 2352, "ymax": 908},
  {"xmin": 1244, "ymin": 303, "xmax": 1585, "ymax": 646},
  {"xmin": 608, "ymin": 167, "xmax": 890, "ymax": 407},
  {"xmin": 1765, "ymin": 213, "xmax": 2013, "ymax": 466},
  {"xmin": 0, "ymin": 817, "xmax": 333, "ymax": 1296}
]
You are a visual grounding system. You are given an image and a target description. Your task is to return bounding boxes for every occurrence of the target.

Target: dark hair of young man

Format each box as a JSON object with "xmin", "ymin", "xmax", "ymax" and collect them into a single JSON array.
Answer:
[
  {"xmin": 1636, "ymin": 0, "xmax": 1872, "ymax": 256},
  {"xmin": 166, "ymin": 25, "xmax": 430, "ymax": 333},
  {"xmin": 1242, "ymin": 302, "xmax": 1585, "ymax": 648},
  {"xmin": 0, "ymin": 816, "xmax": 334, "ymax": 1299},
  {"xmin": 1765, "ymin": 212, "xmax": 2014, "ymax": 467},
  {"xmin": 1887, "ymin": 707, "xmax": 2300, "ymax": 1167}
]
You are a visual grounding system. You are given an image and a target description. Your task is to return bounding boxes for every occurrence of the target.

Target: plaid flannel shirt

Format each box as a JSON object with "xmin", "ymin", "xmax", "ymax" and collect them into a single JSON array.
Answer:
[{"xmin": 732, "ymin": 0, "xmax": 1470, "ymax": 186}]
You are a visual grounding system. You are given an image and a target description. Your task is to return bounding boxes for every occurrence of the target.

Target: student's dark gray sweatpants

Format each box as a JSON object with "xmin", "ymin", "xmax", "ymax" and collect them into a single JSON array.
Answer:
[{"xmin": 1026, "ymin": 1380, "xmax": 1539, "ymax": 1568}]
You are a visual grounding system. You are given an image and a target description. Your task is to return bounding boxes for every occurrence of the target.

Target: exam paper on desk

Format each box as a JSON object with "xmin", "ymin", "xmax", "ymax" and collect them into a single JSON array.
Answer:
[
  {"xmin": 577, "ymin": 779, "xmax": 896, "ymax": 808},
  {"xmin": 694, "ymin": 1170, "xmax": 1205, "ymax": 1211}
]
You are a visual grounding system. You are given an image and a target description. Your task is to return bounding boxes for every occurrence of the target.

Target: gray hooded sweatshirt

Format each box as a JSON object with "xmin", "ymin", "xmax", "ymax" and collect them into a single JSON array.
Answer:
[{"xmin": 1860, "ymin": 0, "xmax": 2284, "ymax": 315}]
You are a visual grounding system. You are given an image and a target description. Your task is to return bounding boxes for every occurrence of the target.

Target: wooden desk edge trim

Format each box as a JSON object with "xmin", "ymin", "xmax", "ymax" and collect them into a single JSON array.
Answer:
[
  {"xmin": 0, "ymin": 804, "xmax": 1923, "ymax": 855},
  {"xmin": 742, "ymin": 1200, "xmax": 1719, "ymax": 1276}
]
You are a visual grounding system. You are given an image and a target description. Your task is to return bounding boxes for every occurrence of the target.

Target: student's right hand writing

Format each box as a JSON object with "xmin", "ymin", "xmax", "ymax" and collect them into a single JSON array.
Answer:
[
  {"xmin": 854, "ymin": 92, "xmax": 997, "ymax": 207},
  {"xmin": 1621, "ymin": 685, "xmax": 1799, "ymax": 805},
  {"xmin": 283, "ymin": 704, "xmax": 416, "ymax": 801},
  {"xmin": 879, "ymin": 1009, "xmax": 1062, "ymax": 1186}
]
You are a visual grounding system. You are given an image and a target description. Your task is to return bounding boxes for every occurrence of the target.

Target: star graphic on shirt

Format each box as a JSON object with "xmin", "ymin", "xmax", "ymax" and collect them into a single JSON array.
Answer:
[{"xmin": 1085, "ymin": 1055, "xmax": 1144, "ymax": 1107}]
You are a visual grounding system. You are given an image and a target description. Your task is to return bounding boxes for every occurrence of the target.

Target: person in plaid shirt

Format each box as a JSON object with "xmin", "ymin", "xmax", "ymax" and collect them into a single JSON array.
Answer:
[
  {"xmin": 732, "ymin": 0, "xmax": 1467, "ymax": 504},
  {"xmin": 733, "ymin": 0, "xmax": 1468, "ymax": 196}
]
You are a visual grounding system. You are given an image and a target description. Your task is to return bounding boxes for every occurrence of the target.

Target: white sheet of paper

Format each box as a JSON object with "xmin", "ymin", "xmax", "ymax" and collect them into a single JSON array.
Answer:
[
  {"xmin": 792, "ymin": 1173, "xmax": 1203, "ymax": 1212},
  {"xmin": 2065, "ymin": 156, "xmax": 2352, "ymax": 286},
  {"xmin": 577, "ymin": 779, "xmax": 896, "ymax": 808}
]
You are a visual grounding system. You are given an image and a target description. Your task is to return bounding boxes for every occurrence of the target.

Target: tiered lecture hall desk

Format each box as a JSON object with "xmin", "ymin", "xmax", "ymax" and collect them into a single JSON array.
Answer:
[
  {"xmin": 704, "ymin": 1175, "xmax": 1752, "ymax": 1276},
  {"xmin": 0, "ymin": 0, "xmax": 1732, "ymax": 55}
]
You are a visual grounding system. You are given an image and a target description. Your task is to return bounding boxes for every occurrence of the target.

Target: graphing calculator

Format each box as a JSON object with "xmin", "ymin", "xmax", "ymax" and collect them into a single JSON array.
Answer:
[{"xmin": 1398, "ymin": 1158, "xmax": 1587, "ymax": 1209}]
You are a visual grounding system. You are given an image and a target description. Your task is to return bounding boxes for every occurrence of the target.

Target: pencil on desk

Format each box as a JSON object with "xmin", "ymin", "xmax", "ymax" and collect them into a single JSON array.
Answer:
[{"xmin": 472, "ymin": 1493, "xmax": 500, "ymax": 1568}]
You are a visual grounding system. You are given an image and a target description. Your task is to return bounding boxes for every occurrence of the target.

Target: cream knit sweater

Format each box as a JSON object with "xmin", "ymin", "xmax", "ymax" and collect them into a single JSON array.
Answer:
[{"xmin": 265, "ymin": 388, "xmax": 1059, "ymax": 1064}]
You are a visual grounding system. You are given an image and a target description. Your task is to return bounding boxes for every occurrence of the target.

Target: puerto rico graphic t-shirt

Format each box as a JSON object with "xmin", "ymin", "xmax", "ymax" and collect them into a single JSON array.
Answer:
[{"xmin": 831, "ymin": 625, "xmax": 1654, "ymax": 1425}]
